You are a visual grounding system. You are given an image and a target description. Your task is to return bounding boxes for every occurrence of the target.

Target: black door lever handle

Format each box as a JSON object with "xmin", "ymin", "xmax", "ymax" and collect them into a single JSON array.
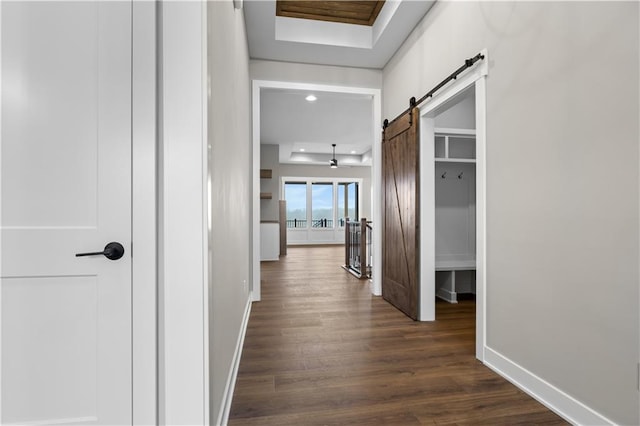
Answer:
[{"xmin": 76, "ymin": 242, "xmax": 125, "ymax": 260}]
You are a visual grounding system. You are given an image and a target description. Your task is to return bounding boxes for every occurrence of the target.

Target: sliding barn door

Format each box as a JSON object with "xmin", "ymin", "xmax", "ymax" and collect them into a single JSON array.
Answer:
[{"xmin": 382, "ymin": 107, "xmax": 420, "ymax": 320}]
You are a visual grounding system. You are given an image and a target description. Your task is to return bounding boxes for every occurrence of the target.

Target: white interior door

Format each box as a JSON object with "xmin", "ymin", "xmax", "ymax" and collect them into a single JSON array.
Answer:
[{"xmin": 1, "ymin": 2, "xmax": 132, "ymax": 424}]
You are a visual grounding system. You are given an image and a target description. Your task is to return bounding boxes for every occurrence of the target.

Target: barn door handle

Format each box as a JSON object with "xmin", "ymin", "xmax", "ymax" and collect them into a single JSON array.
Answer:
[{"xmin": 76, "ymin": 242, "xmax": 125, "ymax": 260}]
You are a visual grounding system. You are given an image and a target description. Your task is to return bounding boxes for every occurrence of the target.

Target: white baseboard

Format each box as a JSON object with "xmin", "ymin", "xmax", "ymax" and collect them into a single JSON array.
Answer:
[
  {"xmin": 436, "ymin": 288, "xmax": 457, "ymax": 303},
  {"xmin": 217, "ymin": 295, "xmax": 252, "ymax": 426},
  {"xmin": 370, "ymin": 278, "xmax": 381, "ymax": 296},
  {"xmin": 484, "ymin": 347, "xmax": 615, "ymax": 426}
]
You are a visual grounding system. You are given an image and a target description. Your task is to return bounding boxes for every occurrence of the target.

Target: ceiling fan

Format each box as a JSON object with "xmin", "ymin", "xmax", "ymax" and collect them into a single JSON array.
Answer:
[{"xmin": 330, "ymin": 143, "xmax": 338, "ymax": 168}]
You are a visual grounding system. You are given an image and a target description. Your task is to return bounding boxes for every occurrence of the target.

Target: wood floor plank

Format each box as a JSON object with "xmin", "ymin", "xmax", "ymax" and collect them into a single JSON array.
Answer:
[{"xmin": 229, "ymin": 246, "xmax": 567, "ymax": 425}]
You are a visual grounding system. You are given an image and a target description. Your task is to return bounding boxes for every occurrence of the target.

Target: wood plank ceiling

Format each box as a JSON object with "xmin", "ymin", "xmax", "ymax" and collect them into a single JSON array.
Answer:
[{"xmin": 276, "ymin": 1, "xmax": 385, "ymax": 26}]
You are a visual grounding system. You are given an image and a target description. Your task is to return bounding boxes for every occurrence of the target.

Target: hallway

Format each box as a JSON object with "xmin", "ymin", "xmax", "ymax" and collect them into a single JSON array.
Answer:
[{"xmin": 229, "ymin": 246, "xmax": 566, "ymax": 425}]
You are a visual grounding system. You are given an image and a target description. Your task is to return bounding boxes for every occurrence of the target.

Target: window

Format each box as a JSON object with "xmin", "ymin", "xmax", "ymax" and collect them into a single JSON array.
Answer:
[
  {"xmin": 311, "ymin": 182, "xmax": 333, "ymax": 228},
  {"xmin": 284, "ymin": 182, "xmax": 306, "ymax": 228},
  {"xmin": 337, "ymin": 182, "xmax": 359, "ymax": 227},
  {"xmin": 283, "ymin": 178, "xmax": 361, "ymax": 230}
]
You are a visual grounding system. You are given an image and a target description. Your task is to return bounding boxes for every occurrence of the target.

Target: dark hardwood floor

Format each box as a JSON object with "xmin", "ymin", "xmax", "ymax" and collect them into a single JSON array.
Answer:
[{"xmin": 228, "ymin": 246, "xmax": 566, "ymax": 425}]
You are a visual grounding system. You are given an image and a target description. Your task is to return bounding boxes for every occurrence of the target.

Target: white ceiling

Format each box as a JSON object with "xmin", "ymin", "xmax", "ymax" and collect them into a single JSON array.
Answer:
[
  {"xmin": 246, "ymin": 0, "xmax": 436, "ymax": 167},
  {"xmin": 244, "ymin": 0, "xmax": 436, "ymax": 69},
  {"xmin": 261, "ymin": 88, "xmax": 374, "ymax": 166}
]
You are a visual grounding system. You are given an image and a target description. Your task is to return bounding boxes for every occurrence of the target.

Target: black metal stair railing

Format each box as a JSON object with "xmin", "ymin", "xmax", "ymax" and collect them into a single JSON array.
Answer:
[
  {"xmin": 343, "ymin": 218, "xmax": 372, "ymax": 279},
  {"xmin": 286, "ymin": 218, "xmax": 335, "ymax": 228}
]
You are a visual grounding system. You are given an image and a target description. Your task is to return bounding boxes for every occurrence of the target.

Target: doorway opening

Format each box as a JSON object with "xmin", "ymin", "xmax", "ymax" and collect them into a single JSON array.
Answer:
[
  {"xmin": 251, "ymin": 80, "xmax": 382, "ymax": 302},
  {"xmin": 418, "ymin": 53, "xmax": 488, "ymax": 361},
  {"xmin": 433, "ymin": 89, "xmax": 477, "ymax": 305}
]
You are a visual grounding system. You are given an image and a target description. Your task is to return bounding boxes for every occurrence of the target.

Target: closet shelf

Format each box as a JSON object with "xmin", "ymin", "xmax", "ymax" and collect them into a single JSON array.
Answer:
[
  {"xmin": 434, "ymin": 127, "xmax": 476, "ymax": 136},
  {"xmin": 435, "ymin": 130, "xmax": 476, "ymax": 162},
  {"xmin": 435, "ymin": 158, "xmax": 476, "ymax": 164},
  {"xmin": 260, "ymin": 169, "xmax": 272, "ymax": 179},
  {"xmin": 435, "ymin": 259, "xmax": 476, "ymax": 271}
]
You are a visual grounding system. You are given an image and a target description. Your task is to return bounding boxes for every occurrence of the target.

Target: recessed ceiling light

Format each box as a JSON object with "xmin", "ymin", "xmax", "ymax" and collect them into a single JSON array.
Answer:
[
  {"xmin": 350, "ymin": 150, "xmax": 357, "ymax": 154},
  {"xmin": 305, "ymin": 94, "xmax": 317, "ymax": 102},
  {"xmin": 299, "ymin": 148, "xmax": 305, "ymax": 152}
]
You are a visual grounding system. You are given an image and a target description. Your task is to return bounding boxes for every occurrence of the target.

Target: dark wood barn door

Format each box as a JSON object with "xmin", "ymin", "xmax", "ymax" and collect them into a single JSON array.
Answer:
[{"xmin": 382, "ymin": 107, "xmax": 420, "ymax": 320}]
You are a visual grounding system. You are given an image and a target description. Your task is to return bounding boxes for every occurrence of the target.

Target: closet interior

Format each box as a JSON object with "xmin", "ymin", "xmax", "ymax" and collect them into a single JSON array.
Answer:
[{"xmin": 433, "ymin": 93, "xmax": 477, "ymax": 303}]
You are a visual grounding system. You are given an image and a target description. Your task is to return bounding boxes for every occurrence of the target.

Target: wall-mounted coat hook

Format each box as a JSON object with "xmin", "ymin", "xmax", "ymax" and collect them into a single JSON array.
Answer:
[
  {"xmin": 441, "ymin": 171, "xmax": 447, "ymax": 179},
  {"xmin": 458, "ymin": 172, "xmax": 464, "ymax": 179}
]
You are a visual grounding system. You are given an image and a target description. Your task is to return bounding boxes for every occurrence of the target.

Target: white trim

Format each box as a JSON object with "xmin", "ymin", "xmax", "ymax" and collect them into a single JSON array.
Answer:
[
  {"xmin": 251, "ymin": 81, "xmax": 261, "ymax": 302},
  {"xmin": 200, "ymin": 2, "xmax": 210, "ymax": 424},
  {"xmin": 434, "ymin": 158, "xmax": 475, "ymax": 164},
  {"xmin": 436, "ymin": 288, "xmax": 457, "ymax": 304},
  {"xmin": 371, "ymin": 89, "xmax": 382, "ymax": 296},
  {"xmin": 0, "ymin": 1, "xmax": 4, "ymax": 422},
  {"xmin": 217, "ymin": 296, "xmax": 252, "ymax": 426},
  {"xmin": 417, "ymin": 49, "xmax": 488, "ymax": 364},
  {"xmin": 132, "ymin": 1, "xmax": 157, "ymax": 423},
  {"xmin": 484, "ymin": 347, "xmax": 616, "ymax": 426},
  {"xmin": 474, "ymin": 76, "xmax": 487, "ymax": 361},
  {"xmin": 419, "ymin": 117, "xmax": 435, "ymax": 321},
  {"xmin": 252, "ymin": 80, "xmax": 382, "ymax": 299},
  {"xmin": 5, "ymin": 417, "xmax": 98, "ymax": 426},
  {"xmin": 158, "ymin": 2, "xmax": 208, "ymax": 423},
  {"xmin": 281, "ymin": 176, "xmax": 365, "ymax": 184},
  {"xmin": 638, "ymin": 6, "xmax": 640, "ymax": 421},
  {"xmin": 434, "ymin": 127, "xmax": 476, "ymax": 136}
]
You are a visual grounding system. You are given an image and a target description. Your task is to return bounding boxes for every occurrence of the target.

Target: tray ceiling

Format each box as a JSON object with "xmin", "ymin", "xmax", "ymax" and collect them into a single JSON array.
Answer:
[
  {"xmin": 244, "ymin": 0, "xmax": 436, "ymax": 69},
  {"xmin": 275, "ymin": 1, "xmax": 385, "ymax": 26}
]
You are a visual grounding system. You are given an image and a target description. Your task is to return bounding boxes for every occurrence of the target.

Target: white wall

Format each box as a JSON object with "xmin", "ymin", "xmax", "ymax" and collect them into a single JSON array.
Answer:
[
  {"xmin": 251, "ymin": 59, "xmax": 382, "ymax": 89},
  {"xmin": 434, "ymin": 93, "xmax": 475, "ymax": 130},
  {"xmin": 207, "ymin": 0, "xmax": 252, "ymax": 424},
  {"xmin": 159, "ymin": 2, "xmax": 208, "ymax": 424},
  {"xmin": 384, "ymin": 2, "xmax": 639, "ymax": 424}
]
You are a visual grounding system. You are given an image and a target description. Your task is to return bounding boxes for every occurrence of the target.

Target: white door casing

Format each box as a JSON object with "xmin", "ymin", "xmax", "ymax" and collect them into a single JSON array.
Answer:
[
  {"xmin": 252, "ymin": 80, "xmax": 382, "ymax": 300},
  {"xmin": 1, "ymin": 2, "xmax": 133, "ymax": 424},
  {"xmin": 418, "ymin": 49, "xmax": 488, "ymax": 362}
]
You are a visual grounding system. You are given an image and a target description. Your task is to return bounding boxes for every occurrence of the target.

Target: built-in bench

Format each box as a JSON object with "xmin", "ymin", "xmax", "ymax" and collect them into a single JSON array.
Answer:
[{"xmin": 435, "ymin": 259, "xmax": 476, "ymax": 303}]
